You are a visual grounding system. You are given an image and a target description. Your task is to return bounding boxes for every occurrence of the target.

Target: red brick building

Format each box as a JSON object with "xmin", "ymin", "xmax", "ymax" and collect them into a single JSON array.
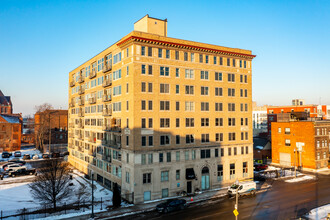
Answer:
[
  {"xmin": 0, "ymin": 90, "xmax": 12, "ymax": 115},
  {"xmin": 0, "ymin": 114, "xmax": 21, "ymax": 152},
  {"xmin": 271, "ymin": 119, "xmax": 330, "ymax": 170}
]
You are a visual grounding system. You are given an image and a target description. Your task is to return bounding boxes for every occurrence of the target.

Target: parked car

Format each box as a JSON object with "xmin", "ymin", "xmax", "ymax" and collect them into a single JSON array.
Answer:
[
  {"xmin": 14, "ymin": 151, "xmax": 21, "ymax": 157},
  {"xmin": 5, "ymin": 164, "xmax": 26, "ymax": 172},
  {"xmin": 228, "ymin": 181, "xmax": 257, "ymax": 197},
  {"xmin": 156, "ymin": 199, "xmax": 187, "ymax": 213},
  {"xmin": 8, "ymin": 168, "xmax": 36, "ymax": 177},
  {"xmin": 32, "ymin": 154, "xmax": 39, "ymax": 160},
  {"xmin": 254, "ymin": 163, "xmax": 268, "ymax": 171},
  {"xmin": 1, "ymin": 152, "xmax": 10, "ymax": 158},
  {"xmin": 9, "ymin": 158, "xmax": 26, "ymax": 165},
  {"xmin": 42, "ymin": 153, "xmax": 50, "ymax": 159},
  {"xmin": 23, "ymin": 154, "xmax": 31, "ymax": 160},
  {"xmin": 51, "ymin": 152, "xmax": 60, "ymax": 158}
]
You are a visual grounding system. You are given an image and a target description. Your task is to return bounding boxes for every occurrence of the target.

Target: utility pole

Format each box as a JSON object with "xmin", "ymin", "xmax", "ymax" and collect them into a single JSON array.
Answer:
[
  {"xmin": 235, "ymin": 179, "xmax": 239, "ymax": 220},
  {"xmin": 294, "ymin": 148, "xmax": 296, "ymax": 178}
]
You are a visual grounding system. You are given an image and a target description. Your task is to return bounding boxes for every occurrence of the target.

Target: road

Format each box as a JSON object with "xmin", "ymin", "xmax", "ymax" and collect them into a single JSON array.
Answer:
[{"xmin": 120, "ymin": 173, "xmax": 330, "ymax": 220}]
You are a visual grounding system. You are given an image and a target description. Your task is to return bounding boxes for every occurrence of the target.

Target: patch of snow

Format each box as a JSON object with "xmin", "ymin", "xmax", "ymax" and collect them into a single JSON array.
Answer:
[
  {"xmin": 285, "ymin": 175, "xmax": 315, "ymax": 183},
  {"xmin": 305, "ymin": 203, "xmax": 330, "ymax": 220}
]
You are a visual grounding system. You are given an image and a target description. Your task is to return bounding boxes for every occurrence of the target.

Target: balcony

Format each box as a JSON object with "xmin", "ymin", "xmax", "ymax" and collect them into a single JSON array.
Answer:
[
  {"xmin": 69, "ymin": 102, "xmax": 75, "ymax": 108},
  {"xmin": 102, "ymin": 154, "xmax": 111, "ymax": 162},
  {"xmin": 102, "ymin": 139, "xmax": 121, "ymax": 148},
  {"xmin": 78, "ymin": 75, "xmax": 85, "ymax": 83},
  {"xmin": 102, "ymin": 63, "xmax": 112, "ymax": 73},
  {"xmin": 78, "ymin": 122, "xmax": 84, "ymax": 129},
  {"xmin": 103, "ymin": 94, "xmax": 112, "ymax": 102},
  {"xmin": 78, "ymin": 133, "xmax": 84, "ymax": 140},
  {"xmin": 89, "ymin": 97, "xmax": 96, "ymax": 104},
  {"xmin": 103, "ymin": 108, "xmax": 112, "ymax": 116},
  {"xmin": 70, "ymin": 81, "xmax": 75, "ymax": 87},
  {"xmin": 89, "ymin": 69, "xmax": 96, "ymax": 79},
  {"xmin": 78, "ymin": 111, "xmax": 84, "ymax": 117},
  {"xmin": 78, "ymin": 87, "xmax": 85, "ymax": 95},
  {"xmin": 102, "ymin": 79, "xmax": 112, "ymax": 87},
  {"xmin": 89, "ymin": 136, "xmax": 96, "ymax": 143},
  {"xmin": 88, "ymin": 149, "xmax": 96, "ymax": 157},
  {"xmin": 78, "ymin": 99, "xmax": 84, "ymax": 106},
  {"xmin": 102, "ymin": 124, "xmax": 111, "ymax": 131}
]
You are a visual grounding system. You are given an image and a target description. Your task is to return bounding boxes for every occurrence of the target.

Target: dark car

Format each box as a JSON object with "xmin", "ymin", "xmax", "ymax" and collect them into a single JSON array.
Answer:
[
  {"xmin": 2, "ymin": 152, "xmax": 10, "ymax": 158},
  {"xmin": 156, "ymin": 199, "xmax": 187, "ymax": 213},
  {"xmin": 8, "ymin": 168, "xmax": 36, "ymax": 177},
  {"xmin": 51, "ymin": 152, "xmax": 60, "ymax": 158},
  {"xmin": 23, "ymin": 154, "xmax": 31, "ymax": 160},
  {"xmin": 14, "ymin": 151, "xmax": 21, "ymax": 157},
  {"xmin": 42, "ymin": 153, "xmax": 50, "ymax": 159},
  {"xmin": 9, "ymin": 158, "xmax": 26, "ymax": 165},
  {"xmin": 254, "ymin": 164, "xmax": 268, "ymax": 171}
]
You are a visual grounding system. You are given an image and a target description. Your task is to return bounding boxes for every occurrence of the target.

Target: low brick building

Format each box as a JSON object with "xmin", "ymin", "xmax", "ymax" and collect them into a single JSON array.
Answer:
[
  {"xmin": 0, "ymin": 114, "xmax": 21, "ymax": 152},
  {"xmin": 271, "ymin": 119, "xmax": 330, "ymax": 170}
]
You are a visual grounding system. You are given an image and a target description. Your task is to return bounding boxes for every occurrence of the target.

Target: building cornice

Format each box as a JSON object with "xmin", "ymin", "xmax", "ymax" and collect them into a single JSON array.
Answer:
[{"xmin": 117, "ymin": 36, "xmax": 256, "ymax": 59}]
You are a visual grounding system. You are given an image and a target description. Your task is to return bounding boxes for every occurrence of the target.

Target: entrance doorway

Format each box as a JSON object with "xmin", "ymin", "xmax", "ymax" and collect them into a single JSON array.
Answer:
[
  {"xmin": 187, "ymin": 181, "xmax": 192, "ymax": 193},
  {"xmin": 201, "ymin": 167, "xmax": 210, "ymax": 190}
]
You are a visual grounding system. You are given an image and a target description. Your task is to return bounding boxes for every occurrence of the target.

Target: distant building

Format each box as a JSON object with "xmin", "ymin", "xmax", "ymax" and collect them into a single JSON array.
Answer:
[
  {"xmin": 34, "ymin": 110, "xmax": 68, "ymax": 152},
  {"xmin": 292, "ymin": 99, "xmax": 305, "ymax": 106},
  {"xmin": 22, "ymin": 117, "xmax": 35, "ymax": 145},
  {"xmin": 0, "ymin": 114, "xmax": 21, "ymax": 152},
  {"xmin": 252, "ymin": 103, "xmax": 268, "ymax": 137},
  {"xmin": 0, "ymin": 90, "xmax": 13, "ymax": 115},
  {"xmin": 271, "ymin": 118, "xmax": 330, "ymax": 170},
  {"xmin": 253, "ymin": 137, "xmax": 271, "ymax": 163}
]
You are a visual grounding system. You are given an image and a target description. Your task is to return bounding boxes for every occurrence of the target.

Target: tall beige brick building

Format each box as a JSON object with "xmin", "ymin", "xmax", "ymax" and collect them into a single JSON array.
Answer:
[{"xmin": 68, "ymin": 15, "xmax": 256, "ymax": 203}]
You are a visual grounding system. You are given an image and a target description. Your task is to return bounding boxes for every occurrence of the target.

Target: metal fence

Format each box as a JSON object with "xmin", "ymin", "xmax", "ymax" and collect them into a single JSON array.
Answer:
[{"xmin": 0, "ymin": 197, "xmax": 109, "ymax": 220}]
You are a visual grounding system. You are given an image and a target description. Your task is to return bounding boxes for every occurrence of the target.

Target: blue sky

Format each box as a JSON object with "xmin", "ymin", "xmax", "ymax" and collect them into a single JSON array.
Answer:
[{"xmin": 1, "ymin": 0, "xmax": 330, "ymax": 116}]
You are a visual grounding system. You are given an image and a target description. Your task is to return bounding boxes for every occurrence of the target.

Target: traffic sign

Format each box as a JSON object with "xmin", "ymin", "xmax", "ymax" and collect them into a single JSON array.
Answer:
[{"xmin": 233, "ymin": 209, "xmax": 239, "ymax": 216}]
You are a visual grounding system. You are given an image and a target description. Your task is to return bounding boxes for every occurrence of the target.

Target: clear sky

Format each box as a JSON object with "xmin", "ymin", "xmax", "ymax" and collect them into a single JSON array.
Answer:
[{"xmin": 1, "ymin": 0, "xmax": 330, "ymax": 117}]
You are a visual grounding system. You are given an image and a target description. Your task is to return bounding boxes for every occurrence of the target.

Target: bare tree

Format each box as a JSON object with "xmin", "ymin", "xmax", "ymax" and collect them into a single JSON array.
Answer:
[
  {"xmin": 34, "ymin": 103, "xmax": 53, "ymax": 151},
  {"xmin": 75, "ymin": 184, "xmax": 91, "ymax": 208},
  {"xmin": 28, "ymin": 159, "xmax": 72, "ymax": 211}
]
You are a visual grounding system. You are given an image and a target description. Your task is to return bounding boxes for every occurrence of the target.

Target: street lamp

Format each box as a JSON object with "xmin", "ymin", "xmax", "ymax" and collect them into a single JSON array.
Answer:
[
  {"xmin": 235, "ymin": 179, "xmax": 239, "ymax": 220},
  {"xmin": 91, "ymin": 171, "xmax": 94, "ymax": 218}
]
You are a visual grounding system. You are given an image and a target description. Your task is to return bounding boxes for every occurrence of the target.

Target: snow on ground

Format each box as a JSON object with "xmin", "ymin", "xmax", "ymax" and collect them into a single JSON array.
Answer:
[
  {"xmin": 0, "ymin": 168, "xmax": 113, "ymax": 217},
  {"xmin": 305, "ymin": 203, "xmax": 330, "ymax": 220},
  {"xmin": 285, "ymin": 175, "xmax": 315, "ymax": 183}
]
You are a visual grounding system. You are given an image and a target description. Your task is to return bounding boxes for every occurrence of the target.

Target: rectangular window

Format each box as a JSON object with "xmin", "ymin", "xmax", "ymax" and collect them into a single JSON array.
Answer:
[
  {"xmin": 166, "ymin": 49, "xmax": 170, "ymax": 58},
  {"xmin": 285, "ymin": 139, "xmax": 291, "ymax": 146},
  {"xmin": 215, "ymin": 118, "xmax": 223, "ymax": 126},
  {"xmin": 176, "ymin": 68, "xmax": 180, "ymax": 77},
  {"xmin": 148, "ymin": 100, "xmax": 153, "ymax": 110},
  {"xmin": 158, "ymin": 48, "xmax": 162, "ymax": 58},
  {"xmin": 221, "ymin": 148, "xmax": 224, "ymax": 156},
  {"xmin": 160, "ymin": 84, "xmax": 170, "ymax": 93},
  {"xmin": 141, "ymin": 100, "xmax": 146, "ymax": 110},
  {"xmin": 215, "ymin": 149, "xmax": 219, "ymax": 157},
  {"xmin": 213, "ymin": 56, "xmax": 217, "ymax": 64},
  {"xmin": 185, "ymin": 69, "xmax": 194, "ymax": 79},
  {"xmin": 185, "ymin": 118, "xmax": 195, "ymax": 127},
  {"xmin": 141, "ymin": 82, "xmax": 146, "ymax": 92},
  {"xmin": 201, "ymin": 118, "xmax": 209, "ymax": 127},
  {"xmin": 192, "ymin": 150, "xmax": 196, "ymax": 160},
  {"xmin": 191, "ymin": 53, "xmax": 194, "ymax": 62},
  {"xmin": 215, "ymin": 72, "xmax": 222, "ymax": 81},
  {"xmin": 201, "ymin": 86, "xmax": 209, "ymax": 95},
  {"xmin": 199, "ymin": 54, "xmax": 203, "ymax": 63},
  {"xmin": 219, "ymin": 57, "xmax": 223, "ymax": 65},
  {"xmin": 176, "ymin": 135, "xmax": 180, "ymax": 144},
  {"xmin": 160, "ymin": 118, "xmax": 170, "ymax": 128},
  {"xmin": 176, "ymin": 170, "xmax": 180, "ymax": 180},
  {"xmin": 246, "ymin": 146, "xmax": 249, "ymax": 154},
  {"xmin": 141, "ymin": 154, "xmax": 146, "ymax": 164},
  {"xmin": 228, "ymin": 103, "xmax": 235, "ymax": 111},
  {"xmin": 175, "ymin": 51, "xmax": 179, "ymax": 60},
  {"xmin": 143, "ymin": 173, "xmax": 151, "ymax": 184},
  {"xmin": 185, "ymin": 101, "xmax": 195, "ymax": 111},
  {"xmin": 185, "ymin": 151, "xmax": 189, "ymax": 160},
  {"xmin": 184, "ymin": 52, "xmax": 188, "ymax": 61},
  {"xmin": 217, "ymin": 165, "xmax": 223, "ymax": 181},
  {"xmin": 230, "ymin": 163, "xmax": 235, "ymax": 180},
  {"xmin": 215, "ymin": 87, "xmax": 223, "ymax": 96},
  {"xmin": 161, "ymin": 171, "xmax": 169, "ymax": 182},
  {"xmin": 205, "ymin": 55, "xmax": 209, "ymax": 63},
  {"xmin": 201, "ymin": 134, "xmax": 210, "ymax": 143},
  {"xmin": 166, "ymin": 152, "xmax": 171, "ymax": 162},
  {"xmin": 176, "ymin": 101, "xmax": 180, "ymax": 111},
  {"xmin": 216, "ymin": 133, "xmax": 223, "ymax": 142},
  {"xmin": 141, "ymin": 65, "xmax": 146, "ymax": 74},
  {"xmin": 141, "ymin": 136, "xmax": 146, "ymax": 146},
  {"xmin": 227, "ymin": 58, "xmax": 230, "ymax": 66},
  {"xmin": 229, "ymin": 132, "xmax": 236, "ymax": 141},
  {"xmin": 215, "ymin": 103, "xmax": 223, "ymax": 111},
  {"xmin": 148, "ymin": 83, "xmax": 153, "ymax": 93},
  {"xmin": 160, "ymin": 135, "xmax": 170, "ymax": 145},
  {"xmin": 159, "ymin": 153, "xmax": 163, "ymax": 163},
  {"xmin": 141, "ymin": 118, "xmax": 146, "ymax": 128},
  {"xmin": 160, "ymin": 101, "xmax": 170, "ymax": 111},
  {"xmin": 228, "ymin": 118, "xmax": 236, "ymax": 126},
  {"xmin": 186, "ymin": 134, "xmax": 194, "ymax": 144},
  {"xmin": 176, "ymin": 85, "xmax": 180, "ymax": 94},
  {"xmin": 228, "ymin": 73, "xmax": 235, "ymax": 82},
  {"xmin": 201, "ymin": 71, "xmax": 209, "ymax": 80},
  {"xmin": 285, "ymin": 128, "xmax": 291, "ymax": 134},
  {"xmin": 141, "ymin": 46, "xmax": 146, "ymax": 56},
  {"xmin": 201, "ymin": 149, "xmax": 211, "ymax": 158},
  {"xmin": 148, "ymin": 118, "xmax": 153, "ymax": 128},
  {"xmin": 228, "ymin": 88, "xmax": 235, "ymax": 97},
  {"xmin": 232, "ymin": 58, "xmax": 236, "ymax": 67},
  {"xmin": 148, "ymin": 47, "xmax": 152, "ymax": 56},
  {"xmin": 176, "ymin": 151, "xmax": 180, "ymax": 161},
  {"xmin": 176, "ymin": 118, "xmax": 180, "ymax": 128},
  {"xmin": 185, "ymin": 85, "xmax": 194, "ymax": 94}
]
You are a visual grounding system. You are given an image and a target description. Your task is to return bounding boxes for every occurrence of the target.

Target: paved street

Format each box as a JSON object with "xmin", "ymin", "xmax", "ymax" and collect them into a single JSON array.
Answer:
[{"xmin": 119, "ymin": 174, "xmax": 330, "ymax": 220}]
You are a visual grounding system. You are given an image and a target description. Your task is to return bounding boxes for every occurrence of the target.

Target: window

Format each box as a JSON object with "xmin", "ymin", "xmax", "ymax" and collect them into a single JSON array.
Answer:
[
  {"xmin": 185, "ymin": 118, "xmax": 194, "ymax": 127},
  {"xmin": 215, "ymin": 118, "xmax": 223, "ymax": 126},
  {"xmin": 243, "ymin": 162, "xmax": 248, "ymax": 177},
  {"xmin": 160, "ymin": 118, "xmax": 170, "ymax": 128},
  {"xmin": 213, "ymin": 56, "xmax": 217, "ymax": 64},
  {"xmin": 141, "ymin": 118, "xmax": 146, "ymax": 128},
  {"xmin": 205, "ymin": 55, "xmax": 209, "ymax": 63},
  {"xmin": 227, "ymin": 58, "xmax": 230, "ymax": 66},
  {"xmin": 160, "ymin": 101, "xmax": 170, "ymax": 111},
  {"xmin": 228, "ymin": 73, "xmax": 235, "ymax": 82},
  {"xmin": 215, "ymin": 103, "xmax": 223, "ymax": 111},
  {"xmin": 185, "ymin": 85, "xmax": 194, "ymax": 94},
  {"xmin": 317, "ymin": 152, "xmax": 320, "ymax": 160},
  {"xmin": 143, "ymin": 173, "xmax": 151, "ymax": 184},
  {"xmin": 285, "ymin": 139, "xmax": 291, "ymax": 146},
  {"xmin": 184, "ymin": 52, "xmax": 188, "ymax": 61},
  {"xmin": 201, "ymin": 86, "xmax": 209, "ymax": 95},
  {"xmin": 141, "ymin": 65, "xmax": 146, "ymax": 74},
  {"xmin": 141, "ymin": 46, "xmax": 146, "ymax": 56},
  {"xmin": 285, "ymin": 128, "xmax": 290, "ymax": 134},
  {"xmin": 141, "ymin": 154, "xmax": 146, "ymax": 164},
  {"xmin": 160, "ymin": 135, "xmax": 170, "ymax": 145},
  {"xmin": 216, "ymin": 133, "xmax": 223, "ymax": 142},
  {"xmin": 176, "ymin": 135, "xmax": 180, "ymax": 144},
  {"xmin": 176, "ymin": 68, "xmax": 180, "ymax": 77},
  {"xmin": 148, "ymin": 65, "xmax": 153, "ymax": 75},
  {"xmin": 159, "ymin": 153, "xmax": 163, "ymax": 163},
  {"xmin": 176, "ymin": 118, "xmax": 180, "ymax": 127},
  {"xmin": 176, "ymin": 170, "xmax": 180, "ymax": 180},
  {"xmin": 229, "ymin": 132, "xmax": 236, "ymax": 141},
  {"xmin": 186, "ymin": 135, "xmax": 194, "ymax": 144},
  {"xmin": 215, "ymin": 149, "xmax": 219, "ymax": 157},
  {"xmin": 228, "ymin": 103, "xmax": 235, "ymax": 111},
  {"xmin": 141, "ymin": 136, "xmax": 146, "ymax": 146},
  {"xmin": 201, "ymin": 118, "xmax": 209, "ymax": 127},
  {"xmin": 201, "ymin": 71, "xmax": 209, "ymax": 80},
  {"xmin": 215, "ymin": 72, "xmax": 223, "ymax": 81},
  {"xmin": 192, "ymin": 150, "xmax": 196, "ymax": 160},
  {"xmin": 176, "ymin": 151, "xmax": 180, "ymax": 161},
  {"xmin": 158, "ymin": 48, "xmax": 162, "ymax": 58},
  {"xmin": 232, "ymin": 58, "xmax": 236, "ymax": 67},
  {"xmin": 166, "ymin": 49, "xmax": 170, "ymax": 58},
  {"xmin": 230, "ymin": 163, "xmax": 235, "ymax": 180},
  {"xmin": 234, "ymin": 147, "xmax": 237, "ymax": 155},
  {"xmin": 175, "ymin": 51, "xmax": 179, "ymax": 60},
  {"xmin": 176, "ymin": 85, "xmax": 180, "ymax": 94},
  {"xmin": 148, "ymin": 47, "xmax": 152, "ymax": 56},
  {"xmin": 148, "ymin": 83, "xmax": 153, "ymax": 93},
  {"xmin": 199, "ymin": 54, "xmax": 203, "ymax": 63},
  {"xmin": 246, "ymin": 146, "xmax": 249, "ymax": 154},
  {"xmin": 201, "ymin": 102, "xmax": 209, "ymax": 111},
  {"xmin": 162, "ymin": 188, "xmax": 169, "ymax": 198},
  {"xmin": 244, "ymin": 60, "xmax": 247, "ymax": 68},
  {"xmin": 201, "ymin": 149, "xmax": 211, "ymax": 158},
  {"xmin": 160, "ymin": 84, "xmax": 170, "ymax": 93},
  {"xmin": 219, "ymin": 57, "xmax": 223, "ymax": 65},
  {"xmin": 317, "ymin": 140, "xmax": 320, "ymax": 148},
  {"xmin": 176, "ymin": 101, "xmax": 180, "ymax": 111},
  {"xmin": 185, "ymin": 101, "xmax": 195, "ymax": 111},
  {"xmin": 185, "ymin": 69, "xmax": 194, "ymax": 79},
  {"xmin": 241, "ymin": 146, "xmax": 244, "ymax": 154},
  {"xmin": 185, "ymin": 151, "xmax": 189, "ymax": 160},
  {"xmin": 228, "ymin": 118, "xmax": 236, "ymax": 126},
  {"xmin": 141, "ymin": 100, "xmax": 146, "ymax": 110},
  {"xmin": 228, "ymin": 88, "xmax": 235, "ymax": 97},
  {"xmin": 148, "ymin": 153, "xmax": 153, "ymax": 164},
  {"xmin": 159, "ymin": 66, "xmax": 170, "ymax": 76},
  {"xmin": 141, "ymin": 82, "xmax": 146, "ymax": 92},
  {"xmin": 215, "ymin": 87, "xmax": 223, "ymax": 96},
  {"xmin": 148, "ymin": 100, "xmax": 153, "ymax": 110},
  {"xmin": 126, "ymin": 172, "xmax": 130, "ymax": 183},
  {"xmin": 201, "ymin": 134, "xmax": 209, "ymax": 143},
  {"xmin": 166, "ymin": 152, "xmax": 171, "ymax": 162},
  {"xmin": 217, "ymin": 165, "xmax": 223, "ymax": 181},
  {"xmin": 191, "ymin": 53, "xmax": 194, "ymax": 62}
]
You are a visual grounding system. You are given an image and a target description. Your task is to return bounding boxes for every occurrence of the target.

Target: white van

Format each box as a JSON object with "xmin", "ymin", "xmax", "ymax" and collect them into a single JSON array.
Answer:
[{"xmin": 227, "ymin": 181, "xmax": 257, "ymax": 197}]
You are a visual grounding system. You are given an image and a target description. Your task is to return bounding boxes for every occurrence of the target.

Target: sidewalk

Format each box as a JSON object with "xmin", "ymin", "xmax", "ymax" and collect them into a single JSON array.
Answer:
[{"xmin": 58, "ymin": 181, "xmax": 271, "ymax": 220}]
